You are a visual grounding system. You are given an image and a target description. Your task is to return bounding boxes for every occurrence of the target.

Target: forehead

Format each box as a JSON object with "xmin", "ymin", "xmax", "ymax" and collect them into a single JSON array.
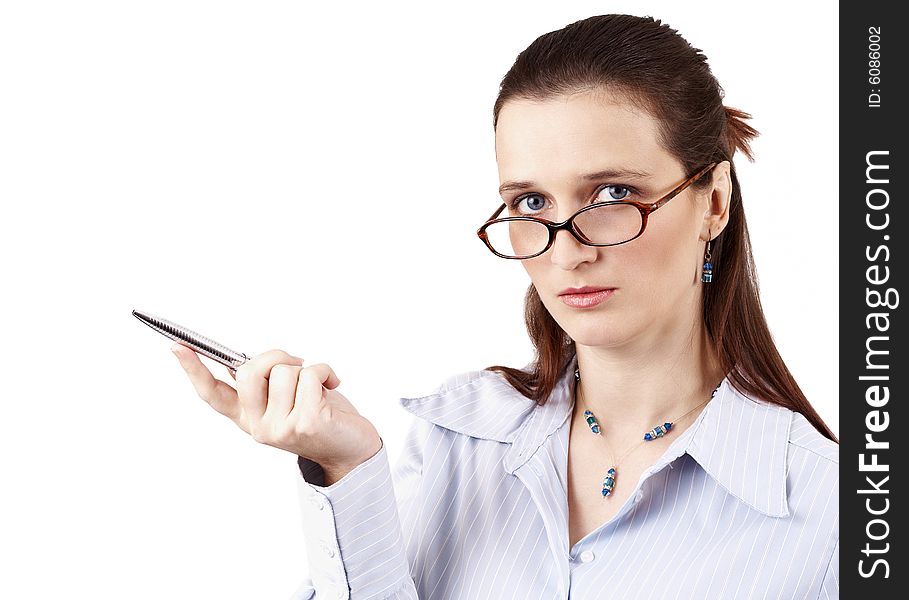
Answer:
[{"xmin": 494, "ymin": 90, "xmax": 676, "ymax": 181}]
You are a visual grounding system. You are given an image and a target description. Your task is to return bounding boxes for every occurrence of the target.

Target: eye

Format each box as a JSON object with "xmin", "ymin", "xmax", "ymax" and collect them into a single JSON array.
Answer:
[
  {"xmin": 510, "ymin": 194, "xmax": 547, "ymax": 215},
  {"xmin": 508, "ymin": 183, "xmax": 636, "ymax": 216},
  {"xmin": 600, "ymin": 185, "xmax": 631, "ymax": 201}
]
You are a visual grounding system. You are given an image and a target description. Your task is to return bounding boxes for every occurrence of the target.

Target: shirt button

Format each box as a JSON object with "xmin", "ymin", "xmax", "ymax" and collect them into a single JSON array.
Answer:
[
  {"xmin": 336, "ymin": 590, "xmax": 345, "ymax": 599},
  {"xmin": 309, "ymin": 497, "xmax": 325, "ymax": 510},
  {"xmin": 320, "ymin": 541, "xmax": 335, "ymax": 558},
  {"xmin": 635, "ymin": 490, "xmax": 644, "ymax": 502},
  {"xmin": 579, "ymin": 550, "xmax": 595, "ymax": 563}
]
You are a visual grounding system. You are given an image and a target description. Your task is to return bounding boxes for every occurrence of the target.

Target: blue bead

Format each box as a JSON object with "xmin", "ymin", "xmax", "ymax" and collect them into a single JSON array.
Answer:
[
  {"xmin": 644, "ymin": 433, "xmax": 652, "ymax": 440},
  {"xmin": 664, "ymin": 422, "xmax": 672, "ymax": 430},
  {"xmin": 704, "ymin": 262, "xmax": 712, "ymax": 269}
]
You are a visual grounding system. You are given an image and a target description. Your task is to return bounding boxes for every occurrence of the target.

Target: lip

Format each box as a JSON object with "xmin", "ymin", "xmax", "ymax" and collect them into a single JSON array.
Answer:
[
  {"xmin": 559, "ymin": 285, "xmax": 615, "ymax": 296},
  {"xmin": 559, "ymin": 288, "xmax": 616, "ymax": 308}
]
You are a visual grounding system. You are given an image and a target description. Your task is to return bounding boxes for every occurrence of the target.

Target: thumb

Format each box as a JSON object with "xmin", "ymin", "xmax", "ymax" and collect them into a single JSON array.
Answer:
[
  {"xmin": 307, "ymin": 362, "xmax": 341, "ymax": 390},
  {"xmin": 324, "ymin": 369, "xmax": 341, "ymax": 390}
]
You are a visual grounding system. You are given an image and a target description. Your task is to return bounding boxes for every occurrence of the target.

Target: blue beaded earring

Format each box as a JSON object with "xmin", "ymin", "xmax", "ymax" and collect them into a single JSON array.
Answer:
[{"xmin": 701, "ymin": 230, "xmax": 714, "ymax": 283}]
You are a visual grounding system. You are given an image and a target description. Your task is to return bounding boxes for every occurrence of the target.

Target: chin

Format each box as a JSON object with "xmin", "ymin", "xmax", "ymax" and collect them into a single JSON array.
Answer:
[
  {"xmin": 559, "ymin": 315, "xmax": 629, "ymax": 348},
  {"xmin": 570, "ymin": 332, "xmax": 629, "ymax": 349}
]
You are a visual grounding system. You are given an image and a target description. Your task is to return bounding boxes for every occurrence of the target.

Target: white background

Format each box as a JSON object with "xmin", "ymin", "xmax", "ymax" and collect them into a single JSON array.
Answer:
[{"xmin": 0, "ymin": 1, "xmax": 837, "ymax": 598}]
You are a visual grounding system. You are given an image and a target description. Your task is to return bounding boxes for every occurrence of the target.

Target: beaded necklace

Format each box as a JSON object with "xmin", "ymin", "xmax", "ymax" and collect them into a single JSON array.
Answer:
[{"xmin": 574, "ymin": 368, "xmax": 722, "ymax": 498}]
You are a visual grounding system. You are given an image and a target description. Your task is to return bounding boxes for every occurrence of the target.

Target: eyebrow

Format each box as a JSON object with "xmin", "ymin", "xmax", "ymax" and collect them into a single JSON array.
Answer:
[{"xmin": 498, "ymin": 167, "xmax": 653, "ymax": 195}]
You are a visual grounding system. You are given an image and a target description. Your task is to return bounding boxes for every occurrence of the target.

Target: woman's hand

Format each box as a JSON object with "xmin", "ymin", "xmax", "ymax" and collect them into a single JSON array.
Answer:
[{"xmin": 170, "ymin": 345, "xmax": 382, "ymax": 481}]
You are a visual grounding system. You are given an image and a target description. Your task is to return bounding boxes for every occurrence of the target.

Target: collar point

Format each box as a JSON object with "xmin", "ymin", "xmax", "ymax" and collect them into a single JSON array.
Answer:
[
  {"xmin": 747, "ymin": 497, "xmax": 790, "ymax": 518},
  {"xmin": 765, "ymin": 506, "xmax": 791, "ymax": 519}
]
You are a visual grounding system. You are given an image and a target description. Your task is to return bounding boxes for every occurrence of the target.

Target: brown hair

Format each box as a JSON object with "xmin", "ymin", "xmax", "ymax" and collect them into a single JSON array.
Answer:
[{"xmin": 483, "ymin": 14, "xmax": 837, "ymax": 442}]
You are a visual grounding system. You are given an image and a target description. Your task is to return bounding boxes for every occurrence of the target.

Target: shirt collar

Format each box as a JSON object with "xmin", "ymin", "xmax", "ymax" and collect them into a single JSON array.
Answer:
[{"xmin": 398, "ymin": 353, "xmax": 792, "ymax": 518}]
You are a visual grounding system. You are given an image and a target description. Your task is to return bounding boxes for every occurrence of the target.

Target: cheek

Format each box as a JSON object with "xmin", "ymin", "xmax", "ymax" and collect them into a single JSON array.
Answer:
[
  {"xmin": 523, "ymin": 263, "xmax": 552, "ymax": 296},
  {"xmin": 623, "ymin": 224, "xmax": 694, "ymax": 287}
]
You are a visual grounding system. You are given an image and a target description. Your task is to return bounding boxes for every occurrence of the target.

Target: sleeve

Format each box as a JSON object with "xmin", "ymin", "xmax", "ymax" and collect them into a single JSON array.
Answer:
[
  {"xmin": 288, "ymin": 415, "xmax": 431, "ymax": 600},
  {"xmin": 816, "ymin": 539, "xmax": 838, "ymax": 599}
]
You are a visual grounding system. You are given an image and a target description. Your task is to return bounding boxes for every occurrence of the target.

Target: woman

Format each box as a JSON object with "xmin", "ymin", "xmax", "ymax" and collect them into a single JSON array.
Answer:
[{"xmin": 172, "ymin": 14, "xmax": 838, "ymax": 599}]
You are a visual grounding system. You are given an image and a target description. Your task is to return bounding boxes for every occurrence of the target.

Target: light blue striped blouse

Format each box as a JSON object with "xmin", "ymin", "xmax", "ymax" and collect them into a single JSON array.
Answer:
[{"xmin": 290, "ymin": 353, "xmax": 839, "ymax": 599}]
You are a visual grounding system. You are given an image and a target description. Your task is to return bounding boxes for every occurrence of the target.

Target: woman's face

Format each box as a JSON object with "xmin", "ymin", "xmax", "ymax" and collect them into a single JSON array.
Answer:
[{"xmin": 494, "ymin": 89, "xmax": 728, "ymax": 351}]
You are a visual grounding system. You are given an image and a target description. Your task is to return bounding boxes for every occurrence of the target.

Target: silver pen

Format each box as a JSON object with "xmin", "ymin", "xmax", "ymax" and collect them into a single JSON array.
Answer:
[{"xmin": 132, "ymin": 309, "xmax": 252, "ymax": 374}]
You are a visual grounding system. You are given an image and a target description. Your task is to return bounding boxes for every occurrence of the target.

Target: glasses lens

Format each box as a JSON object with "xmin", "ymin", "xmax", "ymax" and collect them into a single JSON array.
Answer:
[
  {"xmin": 573, "ymin": 203, "xmax": 642, "ymax": 244},
  {"xmin": 483, "ymin": 203, "xmax": 643, "ymax": 258},
  {"xmin": 483, "ymin": 219, "xmax": 550, "ymax": 258}
]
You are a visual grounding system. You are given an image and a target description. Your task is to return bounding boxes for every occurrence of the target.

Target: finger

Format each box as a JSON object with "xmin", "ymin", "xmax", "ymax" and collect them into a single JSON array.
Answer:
[
  {"xmin": 235, "ymin": 349, "xmax": 304, "ymax": 425},
  {"xmin": 262, "ymin": 363, "xmax": 301, "ymax": 423},
  {"xmin": 290, "ymin": 363, "xmax": 341, "ymax": 419},
  {"xmin": 171, "ymin": 344, "xmax": 242, "ymax": 421}
]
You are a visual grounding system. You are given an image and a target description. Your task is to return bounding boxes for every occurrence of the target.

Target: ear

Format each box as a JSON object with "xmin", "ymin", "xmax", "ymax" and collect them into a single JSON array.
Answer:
[{"xmin": 701, "ymin": 160, "xmax": 732, "ymax": 241}]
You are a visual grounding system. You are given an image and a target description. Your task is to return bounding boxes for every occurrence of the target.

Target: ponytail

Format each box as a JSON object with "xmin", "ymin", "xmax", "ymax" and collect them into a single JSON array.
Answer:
[{"xmin": 723, "ymin": 106, "xmax": 759, "ymax": 161}]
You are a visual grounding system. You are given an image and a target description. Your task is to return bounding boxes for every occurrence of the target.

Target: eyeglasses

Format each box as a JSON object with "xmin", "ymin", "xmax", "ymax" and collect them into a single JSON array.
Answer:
[{"xmin": 476, "ymin": 162, "xmax": 718, "ymax": 259}]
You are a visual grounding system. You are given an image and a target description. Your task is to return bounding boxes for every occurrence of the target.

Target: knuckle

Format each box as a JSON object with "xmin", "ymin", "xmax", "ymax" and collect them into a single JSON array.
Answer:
[
  {"xmin": 275, "ymin": 421, "xmax": 295, "ymax": 443},
  {"xmin": 280, "ymin": 349, "xmax": 300, "ymax": 361},
  {"xmin": 270, "ymin": 363, "xmax": 294, "ymax": 378},
  {"xmin": 249, "ymin": 424, "xmax": 268, "ymax": 444},
  {"xmin": 294, "ymin": 417, "xmax": 318, "ymax": 438}
]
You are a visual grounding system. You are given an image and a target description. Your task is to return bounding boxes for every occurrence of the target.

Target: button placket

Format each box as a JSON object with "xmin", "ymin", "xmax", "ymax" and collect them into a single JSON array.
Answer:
[{"xmin": 320, "ymin": 540, "xmax": 336, "ymax": 558}]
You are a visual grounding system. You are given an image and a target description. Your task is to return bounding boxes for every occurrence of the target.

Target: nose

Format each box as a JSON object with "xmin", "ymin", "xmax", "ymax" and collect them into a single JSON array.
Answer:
[{"xmin": 547, "ymin": 224, "xmax": 597, "ymax": 268}]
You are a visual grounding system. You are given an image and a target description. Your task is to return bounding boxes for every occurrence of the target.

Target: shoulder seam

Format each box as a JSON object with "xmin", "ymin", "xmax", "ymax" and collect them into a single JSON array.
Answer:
[
  {"xmin": 788, "ymin": 412, "xmax": 839, "ymax": 464},
  {"xmin": 788, "ymin": 438, "xmax": 839, "ymax": 465},
  {"xmin": 440, "ymin": 368, "xmax": 502, "ymax": 393}
]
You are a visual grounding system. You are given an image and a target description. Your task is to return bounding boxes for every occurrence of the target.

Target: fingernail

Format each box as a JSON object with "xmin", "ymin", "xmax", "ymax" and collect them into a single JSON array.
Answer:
[{"xmin": 171, "ymin": 344, "xmax": 181, "ymax": 356}]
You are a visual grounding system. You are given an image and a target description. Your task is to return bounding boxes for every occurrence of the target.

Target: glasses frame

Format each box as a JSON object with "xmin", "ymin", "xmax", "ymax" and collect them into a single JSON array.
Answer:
[{"xmin": 477, "ymin": 162, "xmax": 719, "ymax": 259}]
